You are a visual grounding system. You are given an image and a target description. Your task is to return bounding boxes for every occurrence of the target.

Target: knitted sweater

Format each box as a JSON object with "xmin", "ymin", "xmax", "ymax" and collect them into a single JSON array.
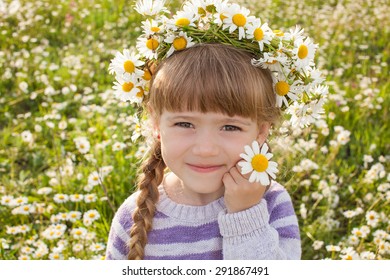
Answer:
[{"xmin": 105, "ymin": 181, "xmax": 301, "ymax": 260}]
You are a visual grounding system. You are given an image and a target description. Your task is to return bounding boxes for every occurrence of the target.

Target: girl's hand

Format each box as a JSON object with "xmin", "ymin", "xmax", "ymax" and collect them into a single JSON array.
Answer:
[{"xmin": 222, "ymin": 164, "xmax": 267, "ymax": 213}]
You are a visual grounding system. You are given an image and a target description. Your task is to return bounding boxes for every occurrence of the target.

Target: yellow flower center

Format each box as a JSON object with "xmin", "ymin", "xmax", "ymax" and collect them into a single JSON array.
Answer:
[
  {"xmin": 232, "ymin": 14, "xmax": 246, "ymax": 27},
  {"xmin": 346, "ymin": 255, "xmax": 353, "ymax": 260},
  {"xmin": 198, "ymin": 7, "xmax": 206, "ymax": 17},
  {"xmin": 275, "ymin": 81, "xmax": 290, "ymax": 96},
  {"xmin": 173, "ymin": 37, "xmax": 187, "ymax": 50},
  {"xmin": 254, "ymin": 28, "xmax": 264, "ymax": 41},
  {"xmin": 146, "ymin": 38, "xmax": 159, "ymax": 50},
  {"xmin": 220, "ymin": 13, "xmax": 228, "ymax": 21},
  {"xmin": 273, "ymin": 29, "xmax": 284, "ymax": 36},
  {"xmin": 175, "ymin": 18, "xmax": 190, "ymax": 27},
  {"xmin": 251, "ymin": 154, "xmax": 268, "ymax": 172},
  {"xmin": 122, "ymin": 82, "xmax": 134, "ymax": 92},
  {"xmin": 142, "ymin": 69, "xmax": 152, "ymax": 81},
  {"xmin": 136, "ymin": 86, "xmax": 144, "ymax": 98},
  {"xmin": 150, "ymin": 26, "xmax": 160, "ymax": 33},
  {"xmin": 123, "ymin": 60, "xmax": 135, "ymax": 73},
  {"xmin": 298, "ymin": 44, "xmax": 309, "ymax": 59}
]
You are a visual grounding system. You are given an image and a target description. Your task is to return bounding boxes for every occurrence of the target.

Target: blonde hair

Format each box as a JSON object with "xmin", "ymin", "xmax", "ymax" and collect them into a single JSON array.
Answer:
[{"xmin": 128, "ymin": 43, "xmax": 280, "ymax": 259}]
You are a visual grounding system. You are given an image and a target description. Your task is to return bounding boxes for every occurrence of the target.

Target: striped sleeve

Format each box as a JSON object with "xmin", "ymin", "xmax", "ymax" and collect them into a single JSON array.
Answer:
[
  {"xmin": 218, "ymin": 182, "xmax": 301, "ymax": 260},
  {"xmin": 105, "ymin": 195, "xmax": 136, "ymax": 260}
]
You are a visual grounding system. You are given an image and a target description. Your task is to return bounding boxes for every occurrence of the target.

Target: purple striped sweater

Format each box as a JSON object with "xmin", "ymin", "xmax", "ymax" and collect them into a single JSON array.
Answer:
[{"xmin": 105, "ymin": 181, "xmax": 301, "ymax": 260}]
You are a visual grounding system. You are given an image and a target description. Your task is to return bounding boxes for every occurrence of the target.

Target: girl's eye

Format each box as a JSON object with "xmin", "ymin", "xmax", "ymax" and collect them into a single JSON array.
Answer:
[
  {"xmin": 175, "ymin": 122, "xmax": 194, "ymax": 128},
  {"xmin": 222, "ymin": 125, "xmax": 241, "ymax": 131}
]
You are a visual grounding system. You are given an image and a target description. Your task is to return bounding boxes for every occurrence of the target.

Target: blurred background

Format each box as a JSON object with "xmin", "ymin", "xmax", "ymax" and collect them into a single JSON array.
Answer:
[{"xmin": 0, "ymin": 0, "xmax": 389, "ymax": 260}]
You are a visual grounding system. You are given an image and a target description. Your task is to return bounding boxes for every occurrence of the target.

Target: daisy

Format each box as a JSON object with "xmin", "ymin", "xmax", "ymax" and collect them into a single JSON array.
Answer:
[
  {"xmin": 222, "ymin": 3, "xmax": 254, "ymax": 39},
  {"xmin": 21, "ymin": 130, "xmax": 33, "ymax": 143},
  {"xmin": 53, "ymin": 194, "xmax": 69, "ymax": 204},
  {"xmin": 88, "ymin": 172, "xmax": 102, "ymax": 186},
  {"xmin": 134, "ymin": 0, "xmax": 168, "ymax": 16},
  {"xmin": 293, "ymin": 37, "xmax": 317, "ymax": 69},
  {"xmin": 167, "ymin": 7, "xmax": 196, "ymax": 31},
  {"xmin": 83, "ymin": 209, "xmax": 100, "ymax": 222},
  {"xmin": 141, "ymin": 19, "xmax": 164, "ymax": 36},
  {"xmin": 67, "ymin": 211, "xmax": 82, "ymax": 222},
  {"xmin": 136, "ymin": 35, "xmax": 161, "ymax": 60},
  {"xmin": 112, "ymin": 76, "xmax": 143, "ymax": 103},
  {"xmin": 69, "ymin": 194, "xmax": 84, "ymax": 202},
  {"xmin": 71, "ymin": 227, "xmax": 88, "ymax": 239},
  {"xmin": 273, "ymin": 76, "xmax": 303, "ymax": 108},
  {"xmin": 214, "ymin": 0, "xmax": 230, "ymax": 26},
  {"xmin": 108, "ymin": 49, "xmax": 144, "ymax": 80},
  {"xmin": 84, "ymin": 193, "xmax": 97, "ymax": 203},
  {"xmin": 73, "ymin": 136, "xmax": 90, "ymax": 154},
  {"xmin": 246, "ymin": 18, "xmax": 273, "ymax": 51},
  {"xmin": 238, "ymin": 141, "xmax": 278, "ymax": 185},
  {"xmin": 112, "ymin": 141, "xmax": 126, "ymax": 151},
  {"xmin": 164, "ymin": 31, "xmax": 195, "ymax": 57}
]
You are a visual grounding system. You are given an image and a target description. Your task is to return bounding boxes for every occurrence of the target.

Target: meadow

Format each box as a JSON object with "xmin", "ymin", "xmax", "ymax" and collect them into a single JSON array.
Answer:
[{"xmin": 0, "ymin": 0, "xmax": 389, "ymax": 260}]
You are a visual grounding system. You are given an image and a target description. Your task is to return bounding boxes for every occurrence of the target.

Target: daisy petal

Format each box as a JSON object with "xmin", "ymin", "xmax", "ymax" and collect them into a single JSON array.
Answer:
[{"xmin": 252, "ymin": 140, "xmax": 260, "ymax": 154}]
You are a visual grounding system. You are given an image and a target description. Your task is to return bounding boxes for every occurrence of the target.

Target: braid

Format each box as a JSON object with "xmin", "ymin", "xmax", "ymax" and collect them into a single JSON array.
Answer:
[{"xmin": 128, "ymin": 142, "xmax": 166, "ymax": 260}]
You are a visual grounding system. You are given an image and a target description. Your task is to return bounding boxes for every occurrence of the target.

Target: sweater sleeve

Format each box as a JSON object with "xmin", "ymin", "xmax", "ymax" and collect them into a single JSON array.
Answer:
[
  {"xmin": 105, "ymin": 195, "xmax": 136, "ymax": 260},
  {"xmin": 218, "ymin": 186, "xmax": 301, "ymax": 260}
]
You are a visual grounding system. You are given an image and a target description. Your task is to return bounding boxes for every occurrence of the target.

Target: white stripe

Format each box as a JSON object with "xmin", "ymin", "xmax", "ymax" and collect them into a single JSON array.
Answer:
[
  {"xmin": 145, "ymin": 237, "xmax": 221, "ymax": 257},
  {"xmin": 109, "ymin": 244, "xmax": 127, "ymax": 260},
  {"xmin": 279, "ymin": 239, "xmax": 302, "ymax": 259},
  {"xmin": 152, "ymin": 217, "xmax": 208, "ymax": 230},
  {"xmin": 112, "ymin": 220, "xmax": 130, "ymax": 244},
  {"xmin": 270, "ymin": 215, "xmax": 298, "ymax": 228},
  {"xmin": 272, "ymin": 191, "xmax": 291, "ymax": 207}
]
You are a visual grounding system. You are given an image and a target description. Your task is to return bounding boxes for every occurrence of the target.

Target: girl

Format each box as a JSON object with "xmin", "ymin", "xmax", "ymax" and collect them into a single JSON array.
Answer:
[
  {"xmin": 106, "ymin": 0, "xmax": 326, "ymax": 260},
  {"xmin": 105, "ymin": 43, "xmax": 301, "ymax": 260}
]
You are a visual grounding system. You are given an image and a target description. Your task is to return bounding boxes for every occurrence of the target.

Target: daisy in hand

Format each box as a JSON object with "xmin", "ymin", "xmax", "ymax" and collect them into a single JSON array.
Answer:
[{"xmin": 238, "ymin": 141, "xmax": 278, "ymax": 185}]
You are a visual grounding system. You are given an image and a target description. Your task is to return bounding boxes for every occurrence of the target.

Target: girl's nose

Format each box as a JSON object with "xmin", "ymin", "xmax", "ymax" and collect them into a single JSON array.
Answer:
[{"xmin": 192, "ymin": 132, "xmax": 219, "ymax": 157}]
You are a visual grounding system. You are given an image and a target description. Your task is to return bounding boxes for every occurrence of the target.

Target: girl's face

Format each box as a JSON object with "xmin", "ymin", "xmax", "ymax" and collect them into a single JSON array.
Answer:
[{"xmin": 157, "ymin": 110, "xmax": 269, "ymax": 205}]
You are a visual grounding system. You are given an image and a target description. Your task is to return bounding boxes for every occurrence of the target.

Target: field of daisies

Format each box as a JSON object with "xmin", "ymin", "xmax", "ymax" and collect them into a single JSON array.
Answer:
[{"xmin": 0, "ymin": 0, "xmax": 389, "ymax": 260}]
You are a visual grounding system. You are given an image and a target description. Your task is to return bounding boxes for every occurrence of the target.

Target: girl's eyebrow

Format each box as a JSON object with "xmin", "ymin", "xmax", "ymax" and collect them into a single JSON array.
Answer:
[{"xmin": 167, "ymin": 115, "xmax": 252, "ymax": 126}]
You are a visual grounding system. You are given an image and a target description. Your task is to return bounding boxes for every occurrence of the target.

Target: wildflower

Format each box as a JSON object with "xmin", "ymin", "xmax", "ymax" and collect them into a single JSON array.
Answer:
[
  {"xmin": 73, "ymin": 136, "xmax": 90, "ymax": 154},
  {"xmin": 73, "ymin": 243, "xmax": 84, "ymax": 252},
  {"xmin": 112, "ymin": 141, "xmax": 127, "ymax": 151},
  {"xmin": 325, "ymin": 245, "xmax": 341, "ymax": 252},
  {"xmin": 21, "ymin": 130, "xmax": 33, "ymax": 143},
  {"xmin": 67, "ymin": 211, "xmax": 82, "ymax": 222},
  {"xmin": 164, "ymin": 31, "xmax": 195, "ymax": 57},
  {"xmin": 340, "ymin": 247, "xmax": 360, "ymax": 260},
  {"xmin": 53, "ymin": 193, "xmax": 69, "ymax": 204},
  {"xmin": 135, "ymin": 0, "xmax": 168, "ymax": 16},
  {"xmin": 83, "ymin": 209, "xmax": 100, "ymax": 222},
  {"xmin": 312, "ymin": 240, "xmax": 324, "ymax": 250},
  {"xmin": 89, "ymin": 243, "xmax": 106, "ymax": 252},
  {"xmin": 108, "ymin": 49, "xmax": 144, "ymax": 80},
  {"xmin": 343, "ymin": 210, "xmax": 357, "ymax": 219},
  {"xmin": 49, "ymin": 252, "xmax": 64, "ymax": 260},
  {"xmin": 293, "ymin": 37, "xmax": 317, "ymax": 69},
  {"xmin": 71, "ymin": 227, "xmax": 88, "ymax": 239},
  {"xmin": 69, "ymin": 194, "xmax": 84, "ymax": 202},
  {"xmin": 238, "ymin": 141, "xmax": 278, "ymax": 184},
  {"xmin": 360, "ymin": 251, "xmax": 376, "ymax": 260},
  {"xmin": 37, "ymin": 187, "xmax": 53, "ymax": 195},
  {"xmin": 366, "ymin": 210, "xmax": 380, "ymax": 227},
  {"xmin": 246, "ymin": 18, "xmax": 273, "ymax": 51},
  {"xmin": 84, "ymin": 193, "xmax": 97, "ymax": 203},
  {"xmin": 88, "ymin": 172, "xmax": 102, "ymax": 186},
  {"xmin": 223, "ymin": 3, "xmax": 254, "ymax": 39},
  {"xmin": 1, "ymin": 195, "xmax": 14, "ymax": 206}
]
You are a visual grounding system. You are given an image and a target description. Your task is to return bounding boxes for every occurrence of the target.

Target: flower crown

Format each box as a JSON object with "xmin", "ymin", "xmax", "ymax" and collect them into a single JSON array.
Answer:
[{"xmin": 109, "ymin": 0, "xmax": 328, "ymax": 134}]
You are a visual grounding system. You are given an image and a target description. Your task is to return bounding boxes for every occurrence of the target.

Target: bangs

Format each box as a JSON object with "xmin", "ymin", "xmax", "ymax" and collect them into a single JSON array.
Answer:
[{"xmin": 149, "ymin": 44, "xmax": 278, "ymax": 123}]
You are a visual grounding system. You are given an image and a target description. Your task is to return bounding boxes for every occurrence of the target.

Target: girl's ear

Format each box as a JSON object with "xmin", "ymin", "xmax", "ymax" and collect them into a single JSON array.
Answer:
[{"xmin": 256, "ymin": 122, "xmax": 271, "ymax": 145}]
